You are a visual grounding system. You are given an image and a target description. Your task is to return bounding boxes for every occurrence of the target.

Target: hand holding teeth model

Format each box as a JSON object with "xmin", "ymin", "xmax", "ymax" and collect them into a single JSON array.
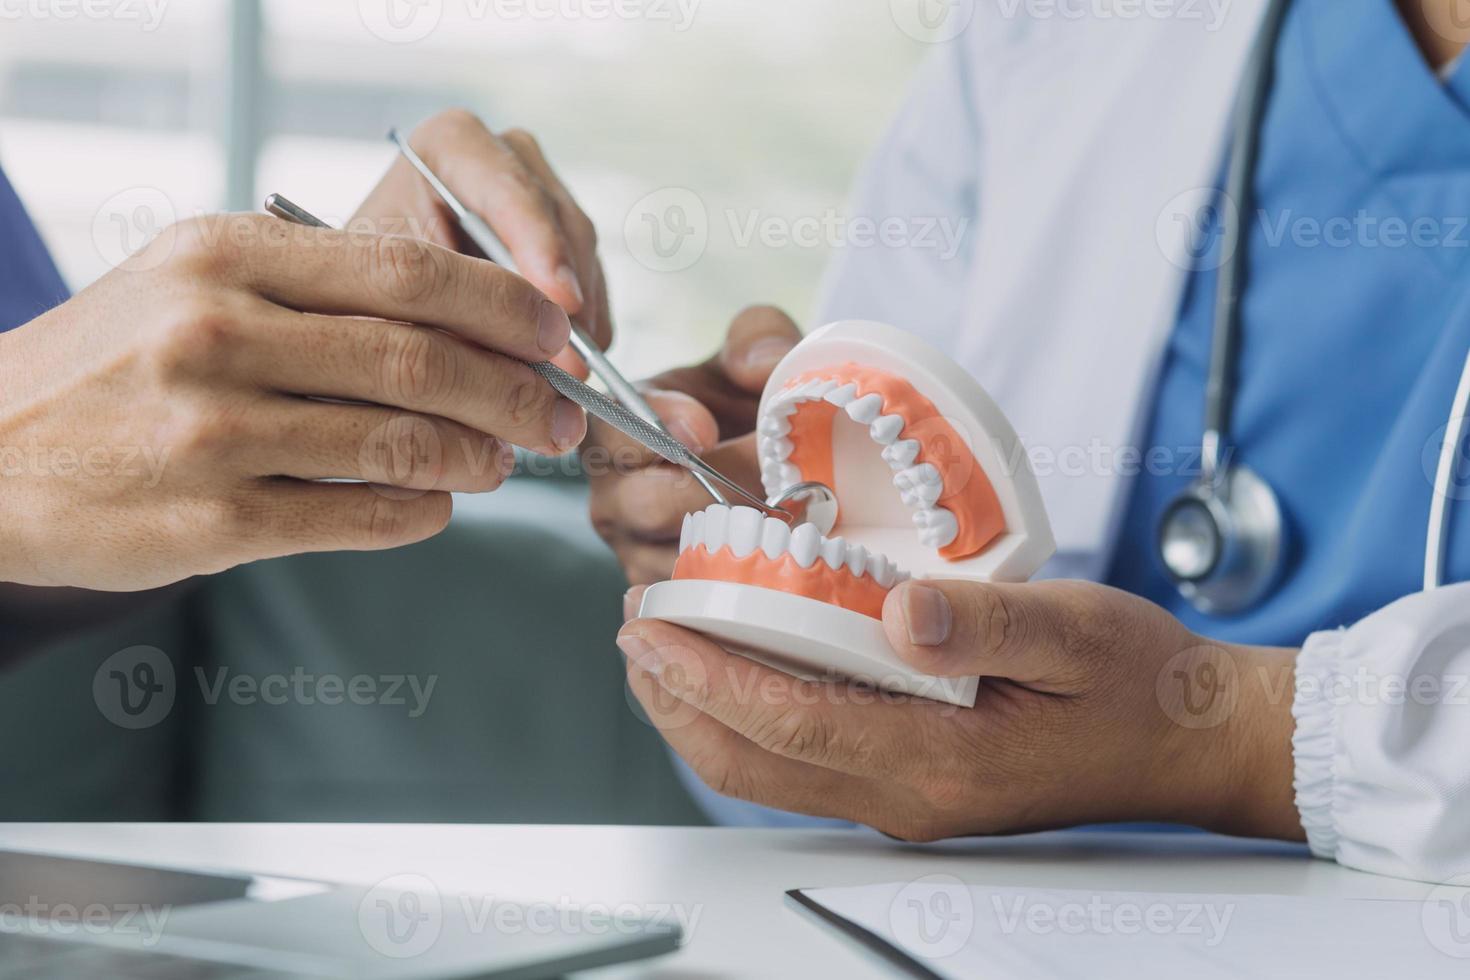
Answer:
[{"xmin": 640, "ymin": 320, "xmax": 1055, "ymax": 707}]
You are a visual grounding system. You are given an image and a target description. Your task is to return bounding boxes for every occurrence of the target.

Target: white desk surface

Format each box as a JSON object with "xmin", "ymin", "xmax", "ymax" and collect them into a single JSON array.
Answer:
[{"xmin": 0, "ymin": 824, "xmax": 1450, "ymax": 978}]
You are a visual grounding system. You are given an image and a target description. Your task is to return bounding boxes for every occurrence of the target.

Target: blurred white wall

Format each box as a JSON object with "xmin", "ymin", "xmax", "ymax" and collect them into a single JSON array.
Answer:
[{"xmin": 0, "ymin": 0, "xmax": 932, "ymax": 376}]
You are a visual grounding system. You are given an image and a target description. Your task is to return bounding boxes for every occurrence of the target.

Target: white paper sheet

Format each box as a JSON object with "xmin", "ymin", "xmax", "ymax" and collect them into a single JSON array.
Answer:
[{"xmin": 790, "ymin": 880, "xmax": 1470, "ymax": 979}]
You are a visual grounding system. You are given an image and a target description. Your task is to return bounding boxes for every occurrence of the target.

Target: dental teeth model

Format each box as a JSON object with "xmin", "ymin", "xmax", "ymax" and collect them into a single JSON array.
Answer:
[
  {"xmin": 641, "ymin": 320, "xmax": 1054, "ymax": 706},
  {"xmin": 677, "ymin": 504, "xmax": 909, "ymax": 619}
]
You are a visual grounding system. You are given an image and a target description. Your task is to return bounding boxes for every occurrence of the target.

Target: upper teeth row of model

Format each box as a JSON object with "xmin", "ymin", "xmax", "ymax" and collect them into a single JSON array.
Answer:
[
  {"xmin": 756, "ymin": 378, "xmax": 960, "ymax": 549},
  {"xmin": 679, "ymin": 505, "xmax": 910, "ymax": 589}
]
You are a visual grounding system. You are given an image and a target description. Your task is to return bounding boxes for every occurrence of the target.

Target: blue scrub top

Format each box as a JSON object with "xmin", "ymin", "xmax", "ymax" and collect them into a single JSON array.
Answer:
[
  {"xmin": 0, "ymin": 166, "xmax": 68, "ymax": 331},
  {"xmin": 1107, "ymin": 0, "xmax": 1470, "ymax": 642}
]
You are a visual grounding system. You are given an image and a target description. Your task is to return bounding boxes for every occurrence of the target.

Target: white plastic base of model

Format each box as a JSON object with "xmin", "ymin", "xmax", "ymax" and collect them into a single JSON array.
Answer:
[{"xmin": 640, "ymin": 579, "xmax": 979, "ymax": 708}]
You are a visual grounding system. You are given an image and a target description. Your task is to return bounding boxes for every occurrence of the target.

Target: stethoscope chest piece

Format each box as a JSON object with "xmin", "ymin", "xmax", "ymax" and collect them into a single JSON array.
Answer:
[{"xmin": 1159, "ymin": 463, "xmax": 1284, "ymax": 616}]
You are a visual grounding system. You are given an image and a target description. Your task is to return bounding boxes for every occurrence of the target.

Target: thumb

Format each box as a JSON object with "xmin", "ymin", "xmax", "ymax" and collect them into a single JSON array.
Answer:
[
  {"xmin": 881, "ymin": 579, "xmax": 1084, "ymax": 686},
  {"xmin": 717, "ymin": 305, "xmax": 802, "ymax": 393}
]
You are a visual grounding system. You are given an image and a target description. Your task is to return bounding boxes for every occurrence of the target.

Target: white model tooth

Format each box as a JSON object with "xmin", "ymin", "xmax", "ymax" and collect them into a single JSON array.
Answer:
[
  {"xmin": 762, "ymin": 461, "xmax": 784, "ymax": 486},
  {"xmin": 689, "ymin": 509, "xmax": 707, "ymax": 550},
  {"xmin": 920, "ymin": 508, "xmax": 959, "ymax": 548},
  {"xmin": 760, "ymin": 517, "xmax": 791, "ymax": 560},
  {"xmin": 823, "ymin": 383, "xmax": 859, "ymax": 407},
  {"xmin": 820, "ymin": 535, "xmax": 847, "ymax": 570},
  {"xmin": 758, "ymin": 414, "xmax": 791, "ymax": 438},
  {"xmin": 727, "ymin": 506, "xmax": 763, "ymax": 558},
  {"xmin": 846, "ymin": 393, "xmax": 883, "ymax": 424},
  {"xmin": 846, "ymin": 543, "xmax": 869, "ymax": 577},
  {"xmin": 807, "ymin": 379, "xmax": 837, "ymax": 399},
  {"xmin": 778, "ymin": 463, "xmax": 801, "ymax": 487},
  {"xmin": 679, "ymin": 513, "xmax": 692, "ymax": 553},
  {"xmin": 899, "ymin": 464, "xmax": 943, "ymax": 506},
  {"xmin": 870, "ymin": 415, "xmax": 904, "ymax": 445},
  {"xmin": 771, "ymin": 397, "xmax": 799, "ymax": 418},
  {"xmin": 703, "ymin": 505, "xmax": 730, "ymax": 554},
  {"xmin": 899, "ymin": 488, "xmax": 922, "ymax": 509},
  {"xmin": 883, "ymin": 439, "xmax": 920, "ymax": 469},
  {"xmin": 789, "ymin": 523, "xmax": 821, "ymax": 568},
  {"xmin": 866, "ymin": 552, "xmax": 892, "ymax": 587},
  {"xmin": 769, "ymin": 437, "xmax": 794, "ymax": 460}
]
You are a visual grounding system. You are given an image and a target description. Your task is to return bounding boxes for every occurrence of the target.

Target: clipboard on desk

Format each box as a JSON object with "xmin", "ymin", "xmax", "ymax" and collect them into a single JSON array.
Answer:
[{"xmin": 786, "ymin": 880, "xmax": 1470, "ymax": 979}]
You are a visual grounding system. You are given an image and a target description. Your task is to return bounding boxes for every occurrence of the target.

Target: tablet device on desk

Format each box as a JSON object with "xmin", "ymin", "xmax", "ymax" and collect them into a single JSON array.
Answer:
[{"xmin": 0, "ymin": 849, "xmax": 680, "ymax": 978}]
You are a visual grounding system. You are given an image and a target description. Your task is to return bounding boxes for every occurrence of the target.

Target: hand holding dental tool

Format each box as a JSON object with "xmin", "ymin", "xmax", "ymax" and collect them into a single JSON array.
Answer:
[
  {"xmin": 263, "ymin": 194, "xmax": 832, "ymax": 531},
  {"xmin": 382, "ymin": 128, "xmax": 840, "ymax": 531}
]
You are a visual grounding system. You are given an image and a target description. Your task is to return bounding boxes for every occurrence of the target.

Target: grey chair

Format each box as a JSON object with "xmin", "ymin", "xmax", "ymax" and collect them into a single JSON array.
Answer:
[{"xmin": 0, "ymin": 475, "xmax": 703, "ymax": 825}]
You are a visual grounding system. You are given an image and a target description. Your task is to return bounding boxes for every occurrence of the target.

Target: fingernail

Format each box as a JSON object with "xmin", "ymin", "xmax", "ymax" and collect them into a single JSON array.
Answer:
[
  {"xmin": 622, "ymin": 588, "xmax": 641, "ymax": 622},
  {"xmin": 666, "ymin": 416, "xmax": 707, "ymax": 453},
  {"xmin": 551, "ymin": 398, "xmax": 587, "ymax": 452},
  {"xmin": 616, "ymin": 632, "xmax": 663, "ymax": 677},
  {"xmin": 741, "ymin": 337, "xmax": 795, "ymax": 374},
  {"xmin": 537, "ymin": 300, "xmax": 572, "ymax": 355},
  {"xmin": 554, "ymin": 265, "xmax": 585, "ymax": 309},
  {"xmin": 901, "ymin": 584, "xmax": 952, "ymax": 647},
  {"xmin": 497, "ymin": 439, "xmax": 518, "ymax": 479}
]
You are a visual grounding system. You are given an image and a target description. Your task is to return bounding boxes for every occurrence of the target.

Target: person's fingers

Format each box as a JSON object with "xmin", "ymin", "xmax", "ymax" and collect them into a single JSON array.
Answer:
[
  {"xmin": 248, "ymin": 398, "xmax": 516, "ymax": 493},
  {"xmin": 201, "ymin": 213, "xmax": 572, "ymax": 362},
  {"xmin": 588, "ymin": 434, "xmax": 758, "ymax": 547},
  {"xmin": 240, "ymin": 479, "xmax": 454, "ymax": 559},
  {"xmin": 617, "ymin": 618, "xmax": 933, "ymax": 780},
  {"xmin": 716, "ymin": 305, "xmax": 802, "ymax": 393},
  {"xmin": 231, "ymin": 303, "xmax": 584, "ymax": 455},
  {"xmin": 584, "ymin": 388, "xmax": 718, "ymax": 471},
  {"xmin": 407, "ymin": 112, "xmax": 584, "ymax": 317},
  {"xmin": 501, "ymin": 127, "xmax": 611, "ymax": 351},
  {"xmin": 881, "ymin": 579, "xmax": 1099, "ymax": 688},
  {"xmin": 623, "ymin": 585, "xmax": 648, "ymax": 622},
  {"xmin": 641, "ymin": 307, "xmax": 800, "ymax": 437},
  {"xmin": 623, "ymin": 655, "xmax": 886, "ymax": 822}
]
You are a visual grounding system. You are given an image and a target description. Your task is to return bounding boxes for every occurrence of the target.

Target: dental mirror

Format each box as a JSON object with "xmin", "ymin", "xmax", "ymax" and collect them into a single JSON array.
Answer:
[{"xmin": 768, "ymin": 481, "xmax": 839, "ymax": 537}]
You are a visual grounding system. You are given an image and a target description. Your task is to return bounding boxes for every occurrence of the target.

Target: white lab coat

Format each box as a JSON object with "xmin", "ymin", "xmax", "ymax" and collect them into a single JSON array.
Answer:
[{"xmin": 813, "ymin": 0, "xmax": 1470, "ymax": 884}]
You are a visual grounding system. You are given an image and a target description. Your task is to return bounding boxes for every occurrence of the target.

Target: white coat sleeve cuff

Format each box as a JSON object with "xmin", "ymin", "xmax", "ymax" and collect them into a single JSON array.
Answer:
[
  {"xmin": 1288, "ymin": 583, "xmax": 1470, "ymax": 883},
  {"xmin": 1291, "ymin": 627, "xmax": 1343, "ymax": 861}
]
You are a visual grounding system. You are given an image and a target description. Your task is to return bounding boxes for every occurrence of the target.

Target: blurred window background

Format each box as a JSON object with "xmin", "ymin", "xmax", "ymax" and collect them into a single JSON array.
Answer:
[{"xmin": 0, "ymin": 0, "xmax": 931, "ymax": 377}]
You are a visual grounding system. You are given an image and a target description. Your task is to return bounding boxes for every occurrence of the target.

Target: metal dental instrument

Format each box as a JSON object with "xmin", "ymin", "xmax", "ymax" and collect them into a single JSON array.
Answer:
[
  {"xmin": 529, "ymin": 360, "xmax": 808, "ymax": 522},
  {"xmin": 261, "ymin": 193, "xmax": 825, "ymax": 529},
  {"xmin": 382, "ymin": 129, "xmax": 839, "ymax": 531},
  {"xmin": 383, "ymin": 128, "xmax": 732, "ymax": 505},
  {"xmin": 386, "ymin": 129, "xmax": 658, "ymax": 420}
]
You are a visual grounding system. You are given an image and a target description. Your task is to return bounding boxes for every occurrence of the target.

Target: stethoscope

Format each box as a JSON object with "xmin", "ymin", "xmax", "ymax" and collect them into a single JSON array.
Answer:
[{"xmin": 1157, "ymin": 0, "xmax": 1470, "ymax": 615}]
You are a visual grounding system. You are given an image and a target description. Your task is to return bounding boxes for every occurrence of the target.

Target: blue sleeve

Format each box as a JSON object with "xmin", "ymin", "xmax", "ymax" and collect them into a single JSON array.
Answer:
[{"xmin": 0, "ymin": 166, "xmax": 70, "ymax": 333}]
